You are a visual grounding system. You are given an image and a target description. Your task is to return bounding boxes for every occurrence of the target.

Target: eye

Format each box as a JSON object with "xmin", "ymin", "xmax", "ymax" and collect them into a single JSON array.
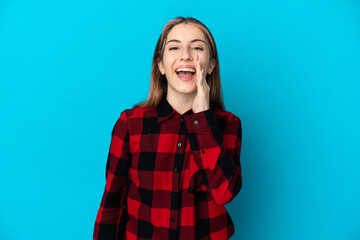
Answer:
[
  {"xmin": 169, "ymin": 47, "xmax": 179, "ymax": 50},
  {"xmin": 193, "ymin": 47, "xmax": 204, "ymax": 51}
]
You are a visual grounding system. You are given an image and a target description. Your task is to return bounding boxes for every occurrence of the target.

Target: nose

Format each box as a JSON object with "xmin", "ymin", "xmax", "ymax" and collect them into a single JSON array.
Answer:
[{"xmin": 180, "ymin": 47, "xmax": 193, "ymax": 61}]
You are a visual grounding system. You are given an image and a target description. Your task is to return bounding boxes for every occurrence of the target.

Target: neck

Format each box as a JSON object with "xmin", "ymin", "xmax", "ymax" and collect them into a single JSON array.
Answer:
[{"xmin": 166, "ymin": 91, "xmax": 196, "ymax": 115}]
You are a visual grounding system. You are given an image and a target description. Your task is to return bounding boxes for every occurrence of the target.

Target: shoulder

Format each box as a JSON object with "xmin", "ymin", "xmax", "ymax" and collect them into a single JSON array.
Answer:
[
  {"xmin": 212, "ymin": 108, "xmax": 242, "ymax": 137},
  {"xmin": 118, "ymin": 106, "xmax": 157, "ymax": 123},
  {"xmin": 112, "ymin": 106, "xmax": 156, "ymax": 135},
  {"xmin": 213, "ymin": 108, "xmax": 241, "ymax": 124}
]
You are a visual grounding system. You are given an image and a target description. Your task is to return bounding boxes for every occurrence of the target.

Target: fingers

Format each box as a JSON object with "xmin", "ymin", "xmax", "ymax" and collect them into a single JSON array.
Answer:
[
  {"xmin": 195, "ymin": 54, "xmax": 204, "ymax": 87},
  {"xmin": 193, "ymin": 54, "xmax": 210, "ymax": 112}
]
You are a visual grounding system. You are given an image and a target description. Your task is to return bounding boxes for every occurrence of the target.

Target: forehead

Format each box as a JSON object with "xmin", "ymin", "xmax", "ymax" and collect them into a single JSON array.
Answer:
[{"xmin": 167, "ymin": 23, "xmax": 206, "ymax": 42}]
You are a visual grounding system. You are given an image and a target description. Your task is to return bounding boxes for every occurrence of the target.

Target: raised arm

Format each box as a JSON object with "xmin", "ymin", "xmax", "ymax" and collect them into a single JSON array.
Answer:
[{"xmin": 184, "ymin": 109, "xmax": 242, "ymax": 205}]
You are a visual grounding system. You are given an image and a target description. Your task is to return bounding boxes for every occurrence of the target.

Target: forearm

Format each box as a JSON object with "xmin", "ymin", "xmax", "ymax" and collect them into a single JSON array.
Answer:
[{"xmin": 184, "ymin": 109, "xmax": 242, "ymax": 205}]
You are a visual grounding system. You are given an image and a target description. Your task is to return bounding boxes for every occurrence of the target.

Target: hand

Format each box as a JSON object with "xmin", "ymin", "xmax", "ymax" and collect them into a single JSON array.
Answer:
[{"xmin": 192, "ymin": 54, "xmax": 210, "ymax": 113}]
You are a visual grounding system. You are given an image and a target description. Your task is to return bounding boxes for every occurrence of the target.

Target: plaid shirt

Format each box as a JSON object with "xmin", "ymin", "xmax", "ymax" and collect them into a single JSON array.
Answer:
[{"xmin": 94, "ymin": 97, "xmax": 242, "ymax": 240}]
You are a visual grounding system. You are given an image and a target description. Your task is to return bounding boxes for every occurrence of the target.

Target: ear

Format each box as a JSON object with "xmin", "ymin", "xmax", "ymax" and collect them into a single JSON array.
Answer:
[
  {"xmin": 158, "ymin": 61, "xmax": 165, "ymax": 75},
  {"xmin": 207, "ymin": 58, "xmax": 216, "ymax": 75}
]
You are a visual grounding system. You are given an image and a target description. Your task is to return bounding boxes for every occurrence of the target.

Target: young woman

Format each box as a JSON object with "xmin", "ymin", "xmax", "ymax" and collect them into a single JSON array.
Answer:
[{"xmin": 93, "ymin": 17, "xmax": 242, "ymax": 240}]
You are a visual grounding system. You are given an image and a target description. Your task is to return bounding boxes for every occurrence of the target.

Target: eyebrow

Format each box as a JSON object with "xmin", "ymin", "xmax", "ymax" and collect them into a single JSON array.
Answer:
[{"xmin": 165, "ymin": 39, "xmax": 206, "ymax": 45}]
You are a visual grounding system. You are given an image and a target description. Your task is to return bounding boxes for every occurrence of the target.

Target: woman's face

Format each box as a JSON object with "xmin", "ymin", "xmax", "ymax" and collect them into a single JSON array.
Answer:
[{"xmin": 158, "ymin": 23, "xmax": 215, "ymax": 96}]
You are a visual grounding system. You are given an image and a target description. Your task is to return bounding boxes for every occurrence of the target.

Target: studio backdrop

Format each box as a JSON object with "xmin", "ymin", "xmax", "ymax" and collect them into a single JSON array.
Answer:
[{"xmin": 0, "ymin": 0, "xmax": 359, "ymax": 239}]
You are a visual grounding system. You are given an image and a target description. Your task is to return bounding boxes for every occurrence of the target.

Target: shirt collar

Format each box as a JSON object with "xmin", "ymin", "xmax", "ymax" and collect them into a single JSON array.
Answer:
[{"xmin": 157, "ymin": 97, "xmax": 194, "ymax": 123}]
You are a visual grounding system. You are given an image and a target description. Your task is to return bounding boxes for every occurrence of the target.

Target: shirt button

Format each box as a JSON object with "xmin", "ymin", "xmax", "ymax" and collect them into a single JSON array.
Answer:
[
  {"xmin": 180, "ymin": 118, "xmax": 184, "ymax": 122},
  {"xmin": 201, "ymin": 149, "xmax": 205, "ymax": 154},
  {"xmin": 194, "ymin": 120, "xmax": 199, "ymax": 125},
  {"xmin": 177, "ymin": 142, "xmax": 182, "ymax": 147},
  {"xmin": 173, "ymin": 168, "xmax": 178, "ymax": 172},
  {"xmin": 170, "ymin": 217, "xmax": 175, "ymax": 222}
]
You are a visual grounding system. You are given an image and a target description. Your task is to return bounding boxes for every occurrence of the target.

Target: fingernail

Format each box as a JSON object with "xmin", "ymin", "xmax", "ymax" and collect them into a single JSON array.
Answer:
[{"xmin": 196, "ymin": 54, "xmax": 199, "ymax": 60}]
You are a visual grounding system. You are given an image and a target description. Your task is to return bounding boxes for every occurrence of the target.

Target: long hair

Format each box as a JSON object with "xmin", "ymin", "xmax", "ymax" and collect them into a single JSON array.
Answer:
[{"xmin": 133, "ymin": 17, "xmax": 225, "ymax": 111}]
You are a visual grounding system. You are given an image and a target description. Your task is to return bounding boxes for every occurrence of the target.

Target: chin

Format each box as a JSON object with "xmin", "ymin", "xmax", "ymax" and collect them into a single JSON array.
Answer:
[
  {"xmin": 167, "ymin": 81, "xmax": 197, "ymax": 95},
  {"xmin": 176, "ymin": 86, "xmax": 197, "ymax": 94}
]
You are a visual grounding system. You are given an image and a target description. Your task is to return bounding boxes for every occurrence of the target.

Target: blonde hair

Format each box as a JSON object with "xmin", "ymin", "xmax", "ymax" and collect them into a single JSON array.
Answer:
[{"xmin": 133, "ymin": 17, "xmax": 225, "ymax": 110}]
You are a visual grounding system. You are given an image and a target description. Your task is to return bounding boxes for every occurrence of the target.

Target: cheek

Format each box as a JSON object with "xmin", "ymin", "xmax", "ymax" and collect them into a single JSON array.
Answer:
[
  {"xmin": 201, "ymin": 60, "xmax": 210, "ymax": 72},
  {"xmin": 163, "ymin": 57, "xmax": 176, "ymax": 71},
  {"xmin": 200, "ymin": 53, "xmax": 211, "ymax": 67},
  {"xmin": 163, "ymin": 52, "xmax": 176, "ymax": 61}
]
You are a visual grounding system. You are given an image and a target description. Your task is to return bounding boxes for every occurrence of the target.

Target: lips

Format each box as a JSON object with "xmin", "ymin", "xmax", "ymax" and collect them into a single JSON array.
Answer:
[
  {"xmin": 175, "ymin": 65, "xmax": 196, "ymax": 81},
  {"xmin": 175, "ymin": 65, "xmax": 196, "ymax": 73}
]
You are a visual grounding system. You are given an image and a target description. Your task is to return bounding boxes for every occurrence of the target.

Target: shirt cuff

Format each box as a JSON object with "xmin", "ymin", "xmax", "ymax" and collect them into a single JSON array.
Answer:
[
  {"xmin": 184, "ymin": 109, "xmax": 224, "ymax": 156},
  {"xmin": 184, "ymin": 109, "xmax": 217, "ymax": 133}
]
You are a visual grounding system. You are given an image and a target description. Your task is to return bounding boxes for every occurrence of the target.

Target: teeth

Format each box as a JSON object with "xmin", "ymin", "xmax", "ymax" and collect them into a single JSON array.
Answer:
[{"xmin": 176, "ymin": 68, "xmax": 195, "ymax": 73}]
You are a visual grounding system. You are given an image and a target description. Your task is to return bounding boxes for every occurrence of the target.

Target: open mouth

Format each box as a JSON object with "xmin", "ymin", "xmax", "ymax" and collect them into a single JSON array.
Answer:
[{"xmin": 175, "ymin": 68, "xmax": 196, "ymax": 80}]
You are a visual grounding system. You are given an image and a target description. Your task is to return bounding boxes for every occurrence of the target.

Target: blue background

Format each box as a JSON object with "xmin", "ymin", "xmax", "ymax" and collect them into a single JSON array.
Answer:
[{"xmin": 1, "ymin": 0, "xmax": 359, "ymax": 239}]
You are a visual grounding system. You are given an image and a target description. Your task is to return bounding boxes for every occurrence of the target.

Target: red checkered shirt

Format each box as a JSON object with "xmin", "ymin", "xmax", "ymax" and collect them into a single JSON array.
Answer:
[{"xmin": 94, "ymin": 97, "xmax": 242, "ymax": 240}]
